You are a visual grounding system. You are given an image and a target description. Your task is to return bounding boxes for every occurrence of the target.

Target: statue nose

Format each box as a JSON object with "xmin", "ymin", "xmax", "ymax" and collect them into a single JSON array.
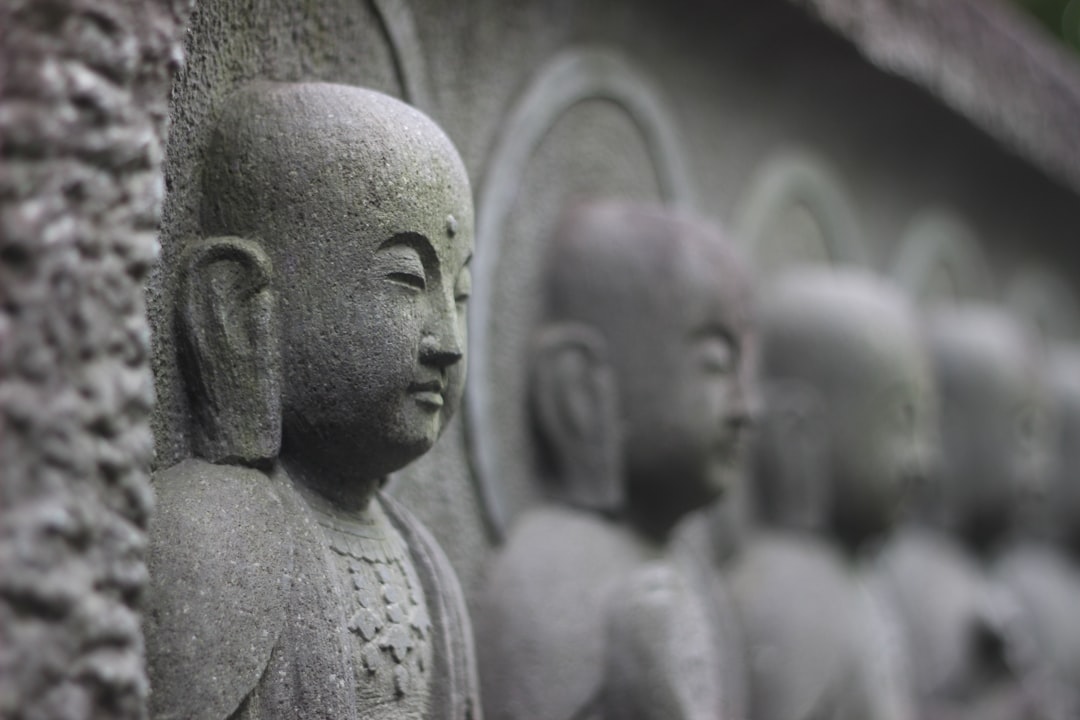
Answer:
[
  {"xmin": 420, "ymin": 333, "xmax": 463, "ymax": 369},
  {"xmin": 728, "ymin": 375, "xmax": 759, "ymax": 430},
  {"xmin": 905, "ymin": 438, "xmax": 937, "ymax": 487}
]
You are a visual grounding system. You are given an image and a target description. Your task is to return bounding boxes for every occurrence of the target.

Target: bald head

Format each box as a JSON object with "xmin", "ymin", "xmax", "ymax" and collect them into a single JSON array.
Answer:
[
  {"xmin": 927, "ymin": 306, "xmax": 1034, "ymax": 412},
  {"xmin": 543, "ymin": 201, "xmax": 749, "ymax": 339},
  {"xmin": 181, "ymin": 81, "xmax": 475, "ymax": 479},
  {"xmin": 202, "ymin": 82, "xmax": 471, "ymax": 254},
  {"xmin": 757, "ymin": 268, "xmax": 933, "ymax": 549},
  {"xmin": 760, "ymin": 270, "xmax": 924, "ymax": 398},
  {"xmin": 533, "ymin": 201, "xmax": 754, "ymax": 537},
  {"xmin": 927, "ymin": 305, "xmax": 1045, "ymax": 547}
]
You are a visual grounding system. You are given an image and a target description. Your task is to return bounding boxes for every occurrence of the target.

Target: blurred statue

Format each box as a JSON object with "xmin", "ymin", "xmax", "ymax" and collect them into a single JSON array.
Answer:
[
  {"xmin": 475, "ymin": 201, "xmax": 755, "ymax": 720},
  {"xmin": 143, "ymin": 82, "xmax": 480, "ymax": 720},
  {"xmin": 994, "ymin": 342, "xmax": 1080, "ymax": 720},
  {"xmin": 875, "ymin": 305, "xmax": 1048, "ymax": 720},
  {"xmin": 725, "ymin": 269, "xmax": 931, "ymax": 720}
]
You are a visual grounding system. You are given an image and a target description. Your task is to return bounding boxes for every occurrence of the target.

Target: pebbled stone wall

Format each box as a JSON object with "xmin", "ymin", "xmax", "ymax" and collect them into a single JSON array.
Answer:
[{"xmin": 0, "ymin": 0, "xmax": 190, "ymax": 717}]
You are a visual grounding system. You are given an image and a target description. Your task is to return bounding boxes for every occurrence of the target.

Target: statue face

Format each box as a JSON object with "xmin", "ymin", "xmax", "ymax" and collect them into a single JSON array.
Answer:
[
  {"xmin": 756, "ymin": 271, "xmax": 934, "ymax": 547},
  {"xmin": 945, "ymin": 354, "xmax": 1044, "ymax": 539},
  {"xmin": 932, "ymin": 316, "xmax": 1046, "ymax": 543},
  {"xmin": 832, "ymin": 343, "xmax": 936, "ymax": 540},
  {"xmin": 618, "ymin": 239, "xmax": 754, "ymax": 519},
  {"xmin": 277, "ymin": 185, "xmax": 473, "ymax": 480},
  {"xmin": 1049, "ymin": 369, "xmax": 1080, "ymax": 547}
]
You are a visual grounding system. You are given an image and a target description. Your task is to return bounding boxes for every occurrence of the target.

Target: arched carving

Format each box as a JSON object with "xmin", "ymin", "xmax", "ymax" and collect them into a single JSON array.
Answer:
[
  {"xmin": 371, "ymin": 0, "xmax": 432, "ymax": 112},
  {"xmin": 734, "ymin": 150, "xmax": 867, "ymax": 276},
  {"xmin": 466, "ymin": 47, "xmax": 694, "ymax": 540},
  {"xmin": 890, "ymin": 208, "xmax": 994, "ymax": 304},
  {"xmin": 1007, "ymin": 265, "xmax": 1080, "ymax": 341}
]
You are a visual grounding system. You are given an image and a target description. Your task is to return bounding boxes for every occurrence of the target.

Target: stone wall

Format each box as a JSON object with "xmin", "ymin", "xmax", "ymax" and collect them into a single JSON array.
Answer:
[
  {"xmin": 0, "ymin": 0, "xmax": 191, "ymax": 717},
  {"xmin": 145, "ymin": 0, "xmax": 1080, "ymax": 603},
  {"xmin": 5, "ymin": 1, "xmax": 1079, "ymax": 716}
]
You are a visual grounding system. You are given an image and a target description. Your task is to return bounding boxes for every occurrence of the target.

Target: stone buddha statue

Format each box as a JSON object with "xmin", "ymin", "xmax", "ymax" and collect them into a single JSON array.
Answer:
[
  {"xmin": 875, "ymin": 305, "xmax": 1047, "ymax": 720},
  {"xmin": 475, "ymin": 201, "xmax": 755, "ymax": 720},
  {"xmin": 993, "ymin": 342, "xmax": 1080, "ymax": 720},
  {"xmin": 726, "ymin": 268, "xmax": 931, "ymax": 720},
  {"xmin": 143, "ymin": 82, "xmax": 479, "ymax": 720}
]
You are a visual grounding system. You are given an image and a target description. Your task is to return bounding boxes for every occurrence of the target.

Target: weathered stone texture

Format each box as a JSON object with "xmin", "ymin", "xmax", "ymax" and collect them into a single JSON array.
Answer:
[
  {"xmin": 793, "ymin": 0, "xmax": 1080, "ymax": 197},
  {"xmin": 0, "ymin": 0, "xmax": 190, "ymax": 717}
]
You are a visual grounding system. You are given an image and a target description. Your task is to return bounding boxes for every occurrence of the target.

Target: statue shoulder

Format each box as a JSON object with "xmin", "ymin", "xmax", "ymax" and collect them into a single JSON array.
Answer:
[
  {"xmin": 476, "ymin": 508, "xmax": 646, "ymax": 720},
  {"xmin": 145, "ymin": 458, "xmax": 293, "ymax": 720},
  {"xmin": 729, "ymin": 533, "xmax": 855, "ymax": 720}
]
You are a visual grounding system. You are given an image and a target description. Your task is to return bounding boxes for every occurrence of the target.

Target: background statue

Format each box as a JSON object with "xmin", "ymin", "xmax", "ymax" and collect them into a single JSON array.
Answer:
[
  {"xmin": 475, "ymin": 201, "xmax": 754, "ymax": 720},
  {"xmin": 994, "ymin": 342, "xmax": 1080, "ymax": 720},
  {"xmin": 875, "ymin": 305, "xmax": 1047, "ymax": 720},
  {"xmin": 725, "ymin": 269, "xmax": 931, "ymax": 720},
  {"xmin": 143, "ymin": 82, "xmax": 480, "ymax": 720}
]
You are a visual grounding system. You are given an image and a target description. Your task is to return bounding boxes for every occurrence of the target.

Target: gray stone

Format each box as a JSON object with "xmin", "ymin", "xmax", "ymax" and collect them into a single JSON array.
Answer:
[
  {"xmin": 0, "ymin": 0, "xmax": 192, "ymax": 717},
  {"xmin": 756, "ymin": 269, "xmax": 934, "ymax": 555},
  {"xmin": 724, "ymin": 268, "xmax": 933, "ymax": 720},
  {"xmin": 876, "ymin": 305, "xmax": 1049, "ymax": 720},
  {"xmin": 994, "ymin": 342, "xmax": 1080, "ymax": 720},
  {"xmin": 143, "ymin": 82, "xmax": 479, "ymax": 720},
  {"xmin": 793, "ymin": 0, "xmax": 1080, "ymax": 198},
  {"xmin": 475, "ymin": 201, "xmax": 753, "ymax": 720},
  {"xmin": 149, "ymin": 0, "xmax": 1080, "ymax": 602}
]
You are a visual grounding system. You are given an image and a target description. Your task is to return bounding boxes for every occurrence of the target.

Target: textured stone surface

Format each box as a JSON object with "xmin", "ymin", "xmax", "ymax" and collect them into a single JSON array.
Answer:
[
  {"xmin": 733, "ymin": 269, "xmax": 932, "ymax": 720},
  {"xmin": 793, "ymin": 0, "xmax": 1080, "ymax": 197},
  {"xmin": 877, "ymin": 306, "xmax": 1050, "ymax": 719},
  {"xmin": 145, "ymin": 82, "xmax": 480, "ymax": 720},
  {"xmin": 0, "ymin": 0, "xmax": 190, "ymax": 717},
  {"xmin": 475, "ymin": 203, "xmax": 752, "ymax": 720},
  {"xmin": 148, "ymin": 0, "xmax": 1080, "ymax": 606}
]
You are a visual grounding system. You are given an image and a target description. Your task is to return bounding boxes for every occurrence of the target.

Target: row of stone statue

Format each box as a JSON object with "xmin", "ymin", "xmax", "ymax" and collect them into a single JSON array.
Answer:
[{"xmin": 142, "ymin": 81, "xmax": 1080, "ymax": 720}]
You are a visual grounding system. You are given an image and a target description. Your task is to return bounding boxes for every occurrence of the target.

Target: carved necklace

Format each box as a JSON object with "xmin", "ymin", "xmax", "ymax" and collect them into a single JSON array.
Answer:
[{"xmin": 309, "ymin": 497, "xmax": 433, "ymax": 703}]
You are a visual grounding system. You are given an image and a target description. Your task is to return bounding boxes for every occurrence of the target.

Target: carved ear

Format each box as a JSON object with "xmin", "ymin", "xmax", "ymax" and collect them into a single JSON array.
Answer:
[
  {"xmin": 176, "ymin": 237, "xmax": 280, "ymax": 466},
  {"xmin": 755, "ymin": 381, "xmax": 830, "ymax": 530},
  {"xmin": 530, "ymin": 323, "xmax": 624, "ymax": 512}
]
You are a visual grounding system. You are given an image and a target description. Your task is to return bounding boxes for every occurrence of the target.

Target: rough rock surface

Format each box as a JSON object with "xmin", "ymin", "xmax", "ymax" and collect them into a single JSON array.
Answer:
[
  {"xmin": 794, "ymin": 0, "xmax": 1080, "ymax": 196},
  {"xmin": 0, "ymin": 0, "xmax": 191, "ymax": 717}
]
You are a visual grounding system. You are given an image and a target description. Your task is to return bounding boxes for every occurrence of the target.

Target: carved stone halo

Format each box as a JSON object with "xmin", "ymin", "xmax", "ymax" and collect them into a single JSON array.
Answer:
[{"xmin": 463, "ymin": 46, "xmax": 695, "ymax": 541}]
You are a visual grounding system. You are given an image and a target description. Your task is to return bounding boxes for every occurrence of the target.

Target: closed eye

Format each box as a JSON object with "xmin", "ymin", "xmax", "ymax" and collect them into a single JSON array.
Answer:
[
  {"xmin": 696, "ymin": 333, "xmax": 736, "ymax": 374},
  {"xmin": 387, "ymin": 271, "xmax": 426, "ymax": 290},
  {"xmin": 455, "ymin": 266, "xmax": 472, "ymax": 305}
]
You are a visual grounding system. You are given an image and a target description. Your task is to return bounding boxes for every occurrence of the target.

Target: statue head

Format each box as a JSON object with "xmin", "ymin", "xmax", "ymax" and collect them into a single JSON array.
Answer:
[
  {"xmin": 926, "ymin": 306, "xmax": 1047, "ymax": 551},
  {"xmin": 1042, "ymin": 343, "xmax": 1080, "ymax": 553},
  {"xmin": 530, "ymin": 201, "xmax": 754, "ymax": 540},
  {"xmin": 177, "ymin": 82, "xmax": 473, "ymax": 489},
  {"xmin": 755, "ymin": 269, "xmax": 935, "ymax": 550}
]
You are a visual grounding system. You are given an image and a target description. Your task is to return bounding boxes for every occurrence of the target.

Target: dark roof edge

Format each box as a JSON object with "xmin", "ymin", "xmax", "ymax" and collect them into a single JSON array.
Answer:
[{"xmin": 791, "ymin": 0, "xmax": 1080, "ymax": 196}]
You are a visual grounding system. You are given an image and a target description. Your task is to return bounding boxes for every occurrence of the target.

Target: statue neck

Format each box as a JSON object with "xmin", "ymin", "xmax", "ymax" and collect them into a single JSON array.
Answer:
[
  {"xmin": 623, "ymin": 502, "xmax": 684, "ymax": 549},
  {"xmin": 278, "ymin": 448, "xmax": 382, "ymax": 513}
]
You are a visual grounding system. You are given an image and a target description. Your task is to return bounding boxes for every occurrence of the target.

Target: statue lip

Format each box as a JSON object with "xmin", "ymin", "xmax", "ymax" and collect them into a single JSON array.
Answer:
[
  {"xmin": 715, "ymin": 431, "xmax": 747, "ymax": 463},
  {"xmin": 409, "ymin": 379, "xmax": 445, "ymax": 409}
]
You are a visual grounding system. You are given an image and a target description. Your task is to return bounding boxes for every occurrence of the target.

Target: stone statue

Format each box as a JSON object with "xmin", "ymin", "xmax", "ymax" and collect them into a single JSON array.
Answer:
[
  {"xmin": 475, "ymin": 201, "xmax": 754, "ymax": 720},
  {"xmin": 724, "ymin": 269, "xmax": 931, "ymax": 720},
  {"xmin": 993, "ymin": 342, "xmax": 1080, "ymax": 720},
  {"xmin": 143, "ymin": 82, "xmax": 480, "ymax": 720},
  {"xmin": 875, "ymin": 305, "xmax": 1047, "ymax": 720}
]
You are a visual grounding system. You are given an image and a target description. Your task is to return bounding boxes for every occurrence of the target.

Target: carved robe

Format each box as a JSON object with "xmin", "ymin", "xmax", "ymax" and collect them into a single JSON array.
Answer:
[{"xmin": 144, "ymin": 459, "xmax": 480, "ymax": 720}]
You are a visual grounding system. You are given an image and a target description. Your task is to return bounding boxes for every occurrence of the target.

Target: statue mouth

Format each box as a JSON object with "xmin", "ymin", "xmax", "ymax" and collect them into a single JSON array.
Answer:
[
  {"xmin": 409, "ymin": 380, "xmax": 445, "ymax": 409},
  {"xmin": 715, "ymin": 431, "xmax": 747, "ymax": 463}
]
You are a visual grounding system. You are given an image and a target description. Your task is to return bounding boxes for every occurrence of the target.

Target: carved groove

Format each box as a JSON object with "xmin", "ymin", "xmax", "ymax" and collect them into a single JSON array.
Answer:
[{"xmin": 891, "ymin": 208, "xmax": 994, "ymax": 304}]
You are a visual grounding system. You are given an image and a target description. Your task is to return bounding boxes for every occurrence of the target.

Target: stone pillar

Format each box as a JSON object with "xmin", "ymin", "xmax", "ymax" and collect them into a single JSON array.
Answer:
[{"xmin": 0, "ymin": 0, "xmax": 190, "ymax": 717}]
